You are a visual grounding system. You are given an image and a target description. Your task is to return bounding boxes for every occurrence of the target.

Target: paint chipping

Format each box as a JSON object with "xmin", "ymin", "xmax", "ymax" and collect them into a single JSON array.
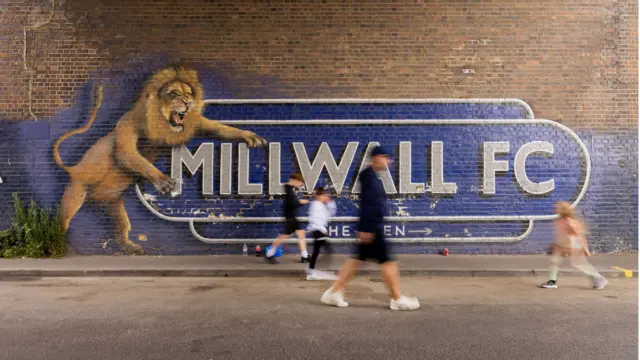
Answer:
[
  {"xmin": 396, "ymin": 206, "xmax": 410, "ymax": 216},
  {"xmin": 143, "ymin": 193, "xmax": 157, "ymax": 202}
]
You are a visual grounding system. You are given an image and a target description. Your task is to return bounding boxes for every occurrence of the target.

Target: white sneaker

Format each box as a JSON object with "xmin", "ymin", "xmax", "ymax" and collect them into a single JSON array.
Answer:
[
  {"xmin": 306, "ymin": 272, "xmax": 323, "ymax": 281},
  {"xmin": 593, "ymin": 276, "xmax": 608, "ymax": 290},
  {"xmin": 390, "ymin": 296, "xmax": 420, "ymax": 311},
  {"xmin": 316, "ymin": 270, "xmax": 338, "ymax": 281},
  {"xmin": 321, "ymin": 288, "xmax": 348, "ymax": 307}
]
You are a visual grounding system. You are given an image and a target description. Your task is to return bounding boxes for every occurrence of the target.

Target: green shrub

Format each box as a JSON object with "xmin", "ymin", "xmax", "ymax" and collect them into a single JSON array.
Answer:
[{"xmin": 0, "ymin": 193, "xmax": 66, "ymax": 258}]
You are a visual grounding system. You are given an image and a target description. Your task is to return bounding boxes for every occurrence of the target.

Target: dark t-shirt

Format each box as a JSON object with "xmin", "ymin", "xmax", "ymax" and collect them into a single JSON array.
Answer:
[
  {"xmin": 283, "ymin": 184, "xmax": 299, "ymax": 219},
  {"xmin": 357, "ymin": 167, "xmax": 387, "ymax": 233}
]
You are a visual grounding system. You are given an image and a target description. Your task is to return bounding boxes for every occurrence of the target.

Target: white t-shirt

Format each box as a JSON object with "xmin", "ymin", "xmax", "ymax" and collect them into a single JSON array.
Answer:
[{"xmin": 306, "ymin": 200, "xmax": 337, "ymax": 235}]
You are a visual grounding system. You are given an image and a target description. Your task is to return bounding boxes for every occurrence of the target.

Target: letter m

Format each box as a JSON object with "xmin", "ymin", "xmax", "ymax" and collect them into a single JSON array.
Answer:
[{"xmin": 171, "ymin": 144, "xmax": 214, "ymax": 195}]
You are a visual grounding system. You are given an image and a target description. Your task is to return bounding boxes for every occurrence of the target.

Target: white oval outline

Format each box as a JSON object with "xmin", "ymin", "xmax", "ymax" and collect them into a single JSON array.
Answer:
[
  {"xmin": 188, "ymin": 219, "xmax": 534, "ymax": 244},
  {"xmin": 203, "ymin": 98, "xmax": 535, "ymax": 120},
  {"xmin": 138, "ymin": 99, "xmax": 542, "ymax": 243},
  {"xmin": 134, "ymin": 118, "xmax": 590, "ymax": 222}
]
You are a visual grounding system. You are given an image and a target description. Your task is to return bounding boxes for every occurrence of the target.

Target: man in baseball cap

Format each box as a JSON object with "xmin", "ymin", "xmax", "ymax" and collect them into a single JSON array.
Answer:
[{"xmin": 321, "ymin": 145, "xmax": 420, "ymax": 311}]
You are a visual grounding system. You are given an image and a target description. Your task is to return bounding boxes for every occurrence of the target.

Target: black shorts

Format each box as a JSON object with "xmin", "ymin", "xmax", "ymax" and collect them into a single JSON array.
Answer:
[
  {"xmin": 312, "ymin": 230, "xmax": 329, "ymax": 241},
  {"xmin": 352, "ymin": 227, "xmax": 393, "ymax": 264},
  {"xmin": 283, "ymin": 218, "xmax": 302, "ymax": 235}
]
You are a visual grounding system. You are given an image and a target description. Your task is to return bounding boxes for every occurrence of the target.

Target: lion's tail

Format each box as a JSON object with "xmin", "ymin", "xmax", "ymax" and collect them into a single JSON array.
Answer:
[{"xmin": 53, "ymin": 85, "xmax": 104, "ymax": 173}]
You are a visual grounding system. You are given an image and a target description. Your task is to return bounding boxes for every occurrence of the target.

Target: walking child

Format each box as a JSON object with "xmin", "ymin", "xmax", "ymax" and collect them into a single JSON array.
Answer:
[
  {"xmin": 266, "ymin": 172, "xmax": 310, "ymax": 264},
  {"xmin": 306, "ymin": 187, "xmax": 338, "ymax": 281},
  {"xmin": 540, "ymin": 201, "xmax": 608, "ymax": 290}
]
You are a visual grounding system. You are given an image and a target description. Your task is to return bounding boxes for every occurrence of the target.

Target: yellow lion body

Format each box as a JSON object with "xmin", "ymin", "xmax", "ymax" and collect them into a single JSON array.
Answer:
[{"xmin": 53, "ymin": 67, "xmax": 266, "ymax": 254}]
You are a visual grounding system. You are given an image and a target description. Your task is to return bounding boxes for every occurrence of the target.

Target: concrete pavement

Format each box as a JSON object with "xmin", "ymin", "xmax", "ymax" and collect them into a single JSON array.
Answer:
[
  {"xmin": 0, "ymin": 276, "xmax": 636, "ymax": 360},
  {"xmin": 0, "ymin": 254, "xmax": 635, "ymax": 278}
]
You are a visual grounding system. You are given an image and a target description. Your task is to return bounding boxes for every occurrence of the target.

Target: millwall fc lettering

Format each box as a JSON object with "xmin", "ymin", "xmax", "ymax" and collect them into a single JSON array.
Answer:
[
  {"xmin": 169, "ymin": 139, "xmax": 557, "ymax": 197},
  {"xmin": 135, "ymin": 99, "xmax": 590, "ymax": 243}
]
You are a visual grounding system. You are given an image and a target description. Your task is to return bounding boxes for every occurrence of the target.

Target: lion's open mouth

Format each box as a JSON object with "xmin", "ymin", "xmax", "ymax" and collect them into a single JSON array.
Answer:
[{"xmin": 169, "ymin": 111, "xmax": 186, "ymax": 132}]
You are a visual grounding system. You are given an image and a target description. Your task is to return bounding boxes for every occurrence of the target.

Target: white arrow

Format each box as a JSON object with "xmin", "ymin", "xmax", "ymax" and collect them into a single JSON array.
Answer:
[{"xmin": 406, "ymin": 228, "xmax": 432, "ymax": 235}]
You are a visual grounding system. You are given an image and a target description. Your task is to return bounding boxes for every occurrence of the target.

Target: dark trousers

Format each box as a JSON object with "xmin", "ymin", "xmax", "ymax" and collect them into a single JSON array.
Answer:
[{"xmin": 309, "ymin": 230, "xmax": 332, "ymax": 270}]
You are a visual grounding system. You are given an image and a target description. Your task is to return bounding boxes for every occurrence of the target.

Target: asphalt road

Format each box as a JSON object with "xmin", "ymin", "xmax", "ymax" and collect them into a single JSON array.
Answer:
[{"xmin": 0, "ymin": 275, "xmax": 636, "ymax": 360}]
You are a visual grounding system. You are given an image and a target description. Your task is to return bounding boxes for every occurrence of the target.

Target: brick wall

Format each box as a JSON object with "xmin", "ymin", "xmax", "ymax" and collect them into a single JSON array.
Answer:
[{"xmin": 0, "ymin": 0, "xmax": 636, "ymax": 255}]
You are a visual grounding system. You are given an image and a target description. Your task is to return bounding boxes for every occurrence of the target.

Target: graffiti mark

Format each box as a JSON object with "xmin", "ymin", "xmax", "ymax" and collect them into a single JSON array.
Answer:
[{"xmin": 23, "ymin": 0, "xmax": 56, "ymax": 121}]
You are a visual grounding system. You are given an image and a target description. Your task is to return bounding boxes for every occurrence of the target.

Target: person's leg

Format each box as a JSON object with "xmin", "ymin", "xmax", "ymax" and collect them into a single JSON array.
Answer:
[
  {"xmin": 331, "ymin": 259, "xmax": 360, "ymax": 292},
  {"xmin": 373, "ymin": 229, "xmax": 419, "ymax": 310},
  {"xmin": 381, "ymin": 261, "xmax": 401, "ymax": 301},
  {"xmin": 321, "ymin": 258, "xmax": 359, "ymax": 307},
  {"xmin": 321, "ymin": 242, "xmax": 367, "ymax": 307},
  {"xmin": 309, "ymin": 238, "xmax": 323, "ymax": 271},
  {"xmin": 372, "ymin": 229, "xmax": 400, "ymax": 299},
  {"xmin": 324, "ymin": 239, "xmax": 333, "ymax": 255},
  {"xmin": 316, "ymin": 239, "xmax": 338, "ymax": 280},
  {"xmin": 382, "ymin": 260, "xmax": 419, "ymax": 310},
  {"xmin": 267, "ymin": 218, "xmax": 297, "ymax": 258},
  {"xmin": 295, "ymin": 229, "xmax": 309, "ymax": 259},
  {"xmin": 266, "ymin": 233, "xmax": 289, "ymax": 257},
  {"xmin": 323, "ymin": 239, "xmax": 333, "ymax": 268},
  {"xmin": 540, "ymin": 247, "xmax": 562, "ymax": 288},
  {"xmin": 569, "ymin": 250, "xmax": 607, "ymax": 289},
  {"xmin": 549, "ymin": 248, "xmax": 562, "ymax": 281}
]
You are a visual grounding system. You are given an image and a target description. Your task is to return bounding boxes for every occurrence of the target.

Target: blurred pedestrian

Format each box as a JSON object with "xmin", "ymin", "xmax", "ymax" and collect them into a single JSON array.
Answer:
[
  {"xmin": 266, "ymin": 172, "xmax": 310, "ymax": 264},
  {"xmin": 306, "ymin": 186, "xmax": 338, "ymax": 281},
  {"xmin": 540, "ymin": 201, "xmax": 607, "ymax": 290},
  {"xmin": 321, "ymin": 146, "xmax": 419, "ymax": 310}
]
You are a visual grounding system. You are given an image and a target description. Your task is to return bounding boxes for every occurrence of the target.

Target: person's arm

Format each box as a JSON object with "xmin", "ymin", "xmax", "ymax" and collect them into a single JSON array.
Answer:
[
  {"xmin": 308, "ymin": 201, "xmax": 320, "ymax": 218},
  {"xmin": 284, "ymin": 185, "xmax": 299, "ymax": 212},
  {"xmin": 307, "ymin": 201, "xmax": 321, "ymax": 229},
  {"xmin": 327, "ymin": 200, "xmax": 337, "ymax": 217},
  {"xmin": 569, "ymin": 219, "xmax": 591, "ymax": 256},
  {"xmin": 581, "ymin": 238, "xmax": 591, "ymax": 256},
  {"xmin": 288, "ymin": 186, "xmax": 308, "ymax": 206},
  {"xmin": 357, "ymin": 170, "xmax": 377, "ymax": 243},
  {"xmin": 566, "ymin": 219, "xmax": 591, "ymax": 256}
]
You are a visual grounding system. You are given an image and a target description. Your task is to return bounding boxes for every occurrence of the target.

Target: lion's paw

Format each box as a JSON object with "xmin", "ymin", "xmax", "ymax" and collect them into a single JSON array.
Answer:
[
  {"xmin": 152, "ymin": 175, "xmax": 176, "ymax": 195},
  {"xmin": 242, "ymin": 131, "xmax": 267, "ymax": 148},
  {"xmin": 124, "ymin": 241, "xmax": 144, "ymax": 255}
]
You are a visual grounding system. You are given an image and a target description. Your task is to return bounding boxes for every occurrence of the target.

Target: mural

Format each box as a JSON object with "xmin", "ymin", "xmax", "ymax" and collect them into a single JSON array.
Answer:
[
  {"xmin": 0, "ymin": 63, "xmax": 634, "ymax": 255},
  {"xmin": 53, "ymin": 67, "xmax": 267, "ymax": 254},
  {"xmin": 136, "ymin": 97, "xmax": 589, "ymax": 248}
]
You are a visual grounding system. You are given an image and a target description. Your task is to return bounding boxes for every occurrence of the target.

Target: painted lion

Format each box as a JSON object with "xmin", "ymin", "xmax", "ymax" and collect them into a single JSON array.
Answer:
[{"xmin": 53, "ymin": 66, "xmax": 267, "ymax": 254}]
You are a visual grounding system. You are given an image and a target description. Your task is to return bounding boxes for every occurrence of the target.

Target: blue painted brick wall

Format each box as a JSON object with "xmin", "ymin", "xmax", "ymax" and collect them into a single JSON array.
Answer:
[{"xmin": 0, "ymin": 71, "xmax": 635, "ymax": 255}]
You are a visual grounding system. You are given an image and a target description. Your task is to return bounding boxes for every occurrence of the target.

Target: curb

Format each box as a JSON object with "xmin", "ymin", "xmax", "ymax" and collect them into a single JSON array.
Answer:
[{"xmin": 0, "ymin": 269, "xmax": 635, "ymax": 278}]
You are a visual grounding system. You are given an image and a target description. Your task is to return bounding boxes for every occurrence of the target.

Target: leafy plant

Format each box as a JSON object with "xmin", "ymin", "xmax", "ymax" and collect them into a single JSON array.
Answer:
[{"xmin": 0, "ymin": 193, "xmax": 66, "ymax": 258}]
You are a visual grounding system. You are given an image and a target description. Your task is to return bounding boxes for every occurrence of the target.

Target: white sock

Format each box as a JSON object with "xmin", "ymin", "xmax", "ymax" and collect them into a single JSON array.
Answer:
[
  {"xmin": 301, "ymin": 250, "xmax": 309, "ymax": 258},
  {"xmin": 266, "ymin": 247, "xmax": 276, "ymax": 257}
]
